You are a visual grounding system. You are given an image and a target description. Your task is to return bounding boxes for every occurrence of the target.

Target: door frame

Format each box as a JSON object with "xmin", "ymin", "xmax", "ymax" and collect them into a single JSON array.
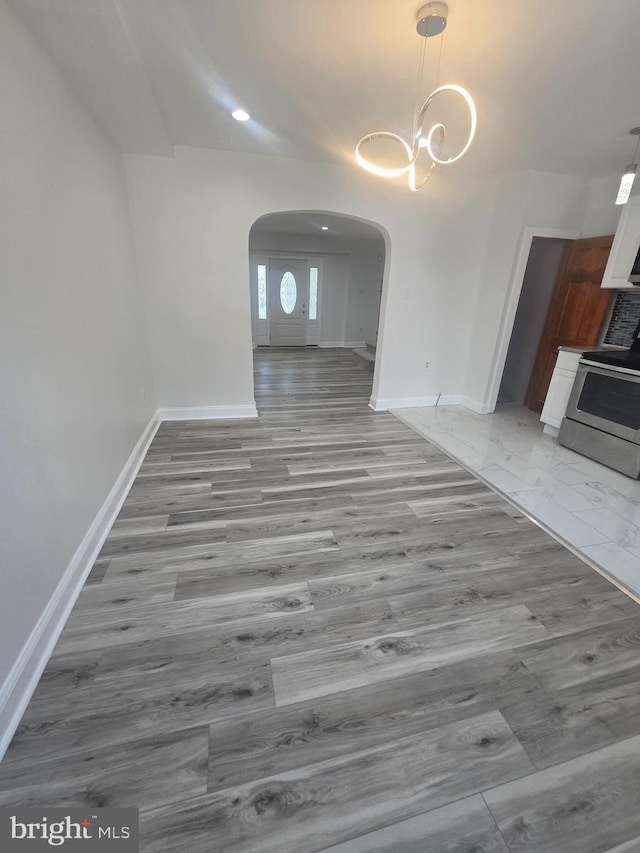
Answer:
[
  {"xmin": 268, "ymin": 257, "xmax": 309, "ymax": 347},
  {"xmin": 484, "ymin": 226, "xmax": 582, "ymax": 413},
  {"xmin": 249, "ymin": 251, "xmax": 323, "ymax": 347}
]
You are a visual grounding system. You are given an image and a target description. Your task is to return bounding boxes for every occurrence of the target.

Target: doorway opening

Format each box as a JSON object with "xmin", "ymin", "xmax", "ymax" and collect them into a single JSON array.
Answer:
[
  {"xmin": 248, "ymin": 211, "xmax": 387, "ymax": 363},
  {"xmin": 496, "ymin": 234, "xmax": 615, "ymax": 420},
  {"xmin": 497, "ymin": 237, "xmax": 569, "ymax": 406}
]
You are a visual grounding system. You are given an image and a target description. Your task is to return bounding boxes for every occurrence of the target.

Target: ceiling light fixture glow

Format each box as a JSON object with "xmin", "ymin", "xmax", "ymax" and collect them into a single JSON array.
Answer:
[
  {"xmin": 616, "ymin": 166, "xmax": 637, "ymax": 206},
  {"xmin": 355, "ymin": 3, "xmax": 476, "ymax": 192},
  {"xmin": 615, "ymin": 128, "xmax": 640, "ymax": 205},
  {"xmin": 232, "ymin": 108, "xmax": 250, "ymax": 122},
  {"xmin": 321, "ymin": 226, "xmax": 329, "ymax": 230}
]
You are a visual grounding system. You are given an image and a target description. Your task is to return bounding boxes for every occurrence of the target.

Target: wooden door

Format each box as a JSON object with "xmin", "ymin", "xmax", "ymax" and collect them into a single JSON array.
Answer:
[{"xmin": 525, "ymin": 235, "xmax": 614, "ymax": 413}]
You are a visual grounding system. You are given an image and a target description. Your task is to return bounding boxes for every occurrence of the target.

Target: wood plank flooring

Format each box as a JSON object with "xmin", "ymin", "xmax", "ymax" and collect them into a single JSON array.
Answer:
[{"xmin": 2, "ymin": 347, "xmax": 640, "ymax": 852}]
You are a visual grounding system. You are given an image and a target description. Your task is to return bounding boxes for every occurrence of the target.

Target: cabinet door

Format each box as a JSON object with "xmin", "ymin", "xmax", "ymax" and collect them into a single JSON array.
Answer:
[
  {"xmin": 601, "ymin": 195, "xmax": 640, "ymax": 289},
  {"xmin": 540, "ymin": 368, "xmax": 577, "ymax": 428}
]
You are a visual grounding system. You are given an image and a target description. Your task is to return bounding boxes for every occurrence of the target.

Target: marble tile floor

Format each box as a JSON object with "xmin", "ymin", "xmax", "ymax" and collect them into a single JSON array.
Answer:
[{"xmin": 393, "ymin": 403, "xmax": 640, "ymax": 598}]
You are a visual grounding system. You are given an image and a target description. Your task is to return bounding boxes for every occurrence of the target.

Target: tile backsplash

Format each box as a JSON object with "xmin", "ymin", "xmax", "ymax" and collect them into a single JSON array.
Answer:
[{"xmin": 603, "ymin": 290, "xmax": 640, "ymax": 346}]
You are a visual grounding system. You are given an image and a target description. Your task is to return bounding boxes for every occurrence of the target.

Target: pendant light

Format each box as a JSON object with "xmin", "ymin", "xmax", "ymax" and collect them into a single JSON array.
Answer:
[
  {"xmin": 615, "ymin": 127, "xmax": 640, "ymax": 205},
  {"xmin": 355, "ymin": 2, "xmax": 476, "ymax": 192}
]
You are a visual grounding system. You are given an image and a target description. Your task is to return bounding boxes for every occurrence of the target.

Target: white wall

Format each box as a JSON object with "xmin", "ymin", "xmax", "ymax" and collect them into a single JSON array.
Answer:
[
  {"xmin": 0, "ymin": 1, "xmax": 156, "ymax": 747},
  {"xmin": 125, "ymin": 145, "xmax": 496, "ymax": 410},
  {"xmin": 344, "ymin": 242, "xmax": 385, "ymax": 348},
  {"xmin": 317, "ymin": 254, "xmax": 349, "ymax": 344},
  {"xmin": 581, "ymin": 173, "xmax": 623, "ymax": 238}
]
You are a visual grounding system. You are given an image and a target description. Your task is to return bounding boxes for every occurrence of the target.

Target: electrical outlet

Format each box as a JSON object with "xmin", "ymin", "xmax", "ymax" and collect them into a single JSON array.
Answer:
[{"xmin": 425, "ymin": 361, "xmax": 429, "ymax": 368}]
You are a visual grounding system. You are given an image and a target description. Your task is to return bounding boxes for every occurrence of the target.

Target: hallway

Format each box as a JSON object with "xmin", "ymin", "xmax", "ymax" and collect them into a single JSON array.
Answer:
[{"xmin": 1, "ymin": 348, "xmax": 640, "ymax": 852}]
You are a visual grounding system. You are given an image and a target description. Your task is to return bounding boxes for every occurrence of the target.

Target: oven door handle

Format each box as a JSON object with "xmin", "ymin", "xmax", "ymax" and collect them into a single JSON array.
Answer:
[{"xmin": 580, "ymin": 358, "xmax": 640, "ymax": 377}]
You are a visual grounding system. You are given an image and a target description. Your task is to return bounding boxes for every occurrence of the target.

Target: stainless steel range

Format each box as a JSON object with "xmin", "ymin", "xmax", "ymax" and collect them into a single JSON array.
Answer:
[{"xmin": 558, "ymin": 322, "xmax": 640, "ymax": 479}]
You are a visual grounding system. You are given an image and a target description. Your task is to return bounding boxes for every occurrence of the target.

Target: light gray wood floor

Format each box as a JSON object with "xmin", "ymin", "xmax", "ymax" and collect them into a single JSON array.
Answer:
[{"xmin": 2, "ymin": 347, "xmax": 640, "ymax": 853}]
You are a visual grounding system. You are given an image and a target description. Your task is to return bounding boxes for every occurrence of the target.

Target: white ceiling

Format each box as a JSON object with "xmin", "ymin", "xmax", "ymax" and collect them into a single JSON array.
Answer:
[
  {"xmin": 251, "ymin": 211, "xmax": 385, "ymax": 241},
  {"xmin": 9, "ymin": 0, "xmax": 640, "ymax": 180}
]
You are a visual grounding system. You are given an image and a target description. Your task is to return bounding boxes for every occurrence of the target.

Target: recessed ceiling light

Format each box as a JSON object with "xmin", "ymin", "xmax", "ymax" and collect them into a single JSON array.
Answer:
[
  {"xmin": 321, "ymin": 226, "xmax": 329, "ymax": 231},
  {"xmin": 232, "ymin": 109, "xmax": 250, "ymax": 122}
]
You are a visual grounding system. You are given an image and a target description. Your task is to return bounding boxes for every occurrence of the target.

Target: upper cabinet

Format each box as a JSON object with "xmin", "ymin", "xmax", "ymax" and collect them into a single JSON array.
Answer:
[{"xmin": 601, "ymin": 195, "xmax": 640, "ymax": 289}]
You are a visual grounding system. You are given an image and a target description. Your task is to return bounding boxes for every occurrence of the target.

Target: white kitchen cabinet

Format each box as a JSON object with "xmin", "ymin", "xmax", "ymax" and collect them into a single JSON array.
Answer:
[
  {"xmin": 540, "ymin": 349, "xmax": 581, "ymax": 433},
  {"xmin": 601, "ymin": 195, "xmax": 640, "ymax": 289}
]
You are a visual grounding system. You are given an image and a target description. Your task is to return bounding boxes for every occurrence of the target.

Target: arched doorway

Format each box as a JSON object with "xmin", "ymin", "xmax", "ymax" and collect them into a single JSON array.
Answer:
[{"xmin": 248, "ymin": 211, "xmax": 387, "ymax": 368}]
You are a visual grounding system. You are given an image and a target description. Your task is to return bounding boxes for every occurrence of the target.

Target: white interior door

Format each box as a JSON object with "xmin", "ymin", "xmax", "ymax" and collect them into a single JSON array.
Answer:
[{"xmin": 269, "ymin": 258, "xmax": 309, "ymax": 346}]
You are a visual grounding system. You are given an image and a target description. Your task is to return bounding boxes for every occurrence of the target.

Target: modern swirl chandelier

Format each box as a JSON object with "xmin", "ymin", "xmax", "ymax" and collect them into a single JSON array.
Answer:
[
  {"xmin": 615, "ymin": 127, "xmax": 640, "ymax": 205},
  {"xmin": 355, "ymin": 2, "xmax": 476, "ymax": 192}
]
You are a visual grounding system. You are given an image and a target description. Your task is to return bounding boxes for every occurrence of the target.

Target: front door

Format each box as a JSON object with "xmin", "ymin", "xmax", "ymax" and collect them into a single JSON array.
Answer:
[
  {"xmin": 269, "ymin": 258, "xmax": 309, "ymax": 346},
  {"xmin": 525, "ymin": 235, "xmax": 614, "ymax": 413}
]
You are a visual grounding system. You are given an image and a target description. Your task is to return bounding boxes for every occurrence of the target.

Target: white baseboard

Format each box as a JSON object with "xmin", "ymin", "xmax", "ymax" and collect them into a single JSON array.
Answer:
[
  {"xmin": 158, "ymin": 404, "xmax": 258, "ymax": 420},
  {"xmin": 0, "ymin": 411, "xmax": 161, "ymax": 762},
  {"xmin": 434, "ymin": 395, "xmax": 465, "ymax": 406},
  {"xmin": 320, "ymin": 342, "xmax": 367, "ymax": 349},
  {"xmin": 455, "ymin": 396, "xmax": 491, "ymax": 414},
  {"xmin": 353, "ymin": 349, "xmax": 375, "ymax": 364},
  {"xmin": 369, "ymin": 395, "xmax": 439, "ymax": 411}
]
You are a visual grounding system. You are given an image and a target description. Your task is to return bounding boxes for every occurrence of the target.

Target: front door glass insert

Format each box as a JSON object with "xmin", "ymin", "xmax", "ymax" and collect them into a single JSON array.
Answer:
[
  {"xmin": 280, "ymin": 271, "xmax": 297, "ymax": 314},
  {"xmin": 257, "ymin": 264, "xmax": 267, "ymax": 319},
  {"xmin": 309, "ymin": 267, "xmax": 318, "ymax": 320}
]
